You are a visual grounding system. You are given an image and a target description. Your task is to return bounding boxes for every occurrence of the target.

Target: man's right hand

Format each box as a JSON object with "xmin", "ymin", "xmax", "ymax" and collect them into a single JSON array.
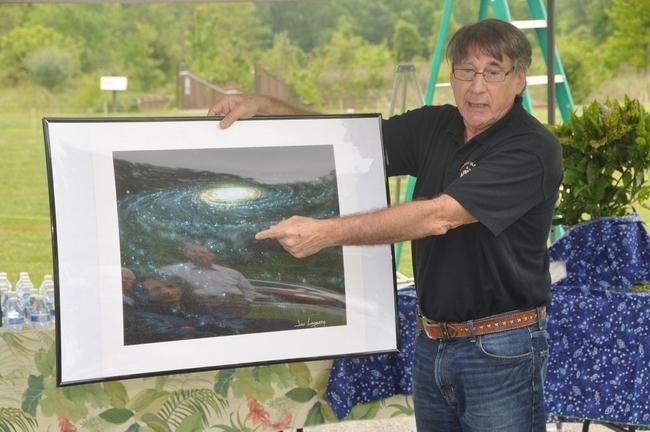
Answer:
[{"xmin": 208, "ymin": 94, "xmax": 269, "ymax": 129}]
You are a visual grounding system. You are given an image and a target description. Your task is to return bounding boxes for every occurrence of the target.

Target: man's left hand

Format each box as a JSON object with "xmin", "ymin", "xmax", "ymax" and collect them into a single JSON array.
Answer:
[{"xmin": 255, "ymin": 216, "xmax": 330, "ymax": 258}]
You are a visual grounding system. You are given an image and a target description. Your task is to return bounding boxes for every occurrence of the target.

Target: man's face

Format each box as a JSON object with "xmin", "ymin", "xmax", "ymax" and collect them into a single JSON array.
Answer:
[
  {"xmin": 451, "ymin": 48, "xmax": 526, "ymax": 139},
  {"xmin": 122, "ymin": 268, "xmax": 136, "ymax": 295},
  {"xmin": 184, "ymin": 243, "xmax": 215, "ymax": 268},
  {"xmin": 143, "ymin": 278, "xmax": 182, "ymax": 304}
]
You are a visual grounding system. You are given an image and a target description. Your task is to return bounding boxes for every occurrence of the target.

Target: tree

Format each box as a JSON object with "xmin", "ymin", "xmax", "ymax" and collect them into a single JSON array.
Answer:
[
  {"xmin": 310, "ymin": 16, "xmax": 391, "ymax": 106},
  {"xmin": 556, "ymin": 29, "xmax": 605, "ymax": 103},
  {"xmin": 24, "ymin": 46, "xmax": 77, "ymax": 90},
  {"xmin": 393, "ymin": 19, "xmax": 422, "ymax": 62},
  {"xmin": 260, "ymin": 1, "xmax": 346, "ymax": 52},
  {"xmin": 258, "ymin": 32, "xmax": 321, "ymax": 107},
  {"xmin": 0, "ymin": 24, "xmax": 79, "ymax": 83},
  {"xmin": 25, "ymin": 4, "xmax": 116, "ymax": 72},
  {"xmin": 604, "ymin": 0, "xmax": 650, "ymax": 74},
  {"xmin": 186, "ymin": 4, "xmax": 271, "ymax": 90},
  {"xmin": 344, "ymin": 0, "xmax": 395, "ymax": 45}
]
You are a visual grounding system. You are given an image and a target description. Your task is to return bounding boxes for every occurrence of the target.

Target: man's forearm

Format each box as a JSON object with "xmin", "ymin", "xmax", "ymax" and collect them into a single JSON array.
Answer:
[
  {"xmin": 324, "ymin": 194, "xmax": 476, "ymax": 247},
  {"xmin": 256, "ymin": 194, "xmax": 476, "ymax": 258}
]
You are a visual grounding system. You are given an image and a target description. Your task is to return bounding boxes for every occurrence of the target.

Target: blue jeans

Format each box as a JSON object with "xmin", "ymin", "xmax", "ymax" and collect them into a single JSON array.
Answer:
[{"xmin": 412, "ymin": 318, "xmax": 548, "ymax": 431}]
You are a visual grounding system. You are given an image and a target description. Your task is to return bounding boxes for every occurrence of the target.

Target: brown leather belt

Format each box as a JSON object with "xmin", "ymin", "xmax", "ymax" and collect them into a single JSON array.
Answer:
[{"xmin": 418, "ymin": 306, "xmax": 546, "ymax": 341}]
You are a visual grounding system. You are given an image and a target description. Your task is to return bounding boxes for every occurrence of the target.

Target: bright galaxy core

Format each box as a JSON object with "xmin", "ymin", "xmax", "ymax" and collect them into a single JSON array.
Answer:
[{"xmin": 200, "ymin": 186, "xmax": 264, "ymax": 205}]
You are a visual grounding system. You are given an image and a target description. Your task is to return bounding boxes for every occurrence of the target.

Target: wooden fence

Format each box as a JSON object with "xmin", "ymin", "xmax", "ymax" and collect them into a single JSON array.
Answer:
[{"xmin": 177, "ymin": 65, "xmax": 290, "ymax": 110}]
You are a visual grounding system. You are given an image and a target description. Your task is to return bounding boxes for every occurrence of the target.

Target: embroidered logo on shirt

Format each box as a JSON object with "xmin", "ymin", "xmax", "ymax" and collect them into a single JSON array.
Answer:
[{"xmin": 459, "ymin": 161, "xmax": 476, "ymax": 178}]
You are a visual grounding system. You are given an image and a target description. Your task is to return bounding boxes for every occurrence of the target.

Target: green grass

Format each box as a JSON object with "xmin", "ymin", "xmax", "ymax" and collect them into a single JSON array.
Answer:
[
  {"xmin": 0, "ymin": 113, "xmax": 53, "ymax": 284},
  {"xmin": 1, "ymin": 110, "xmax": 648, "ymax": 286}
]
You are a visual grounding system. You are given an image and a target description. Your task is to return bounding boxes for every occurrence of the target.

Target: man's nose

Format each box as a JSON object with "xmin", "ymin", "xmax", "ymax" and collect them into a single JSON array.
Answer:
[{"xmin": 469, "ymin": 74, "xmax": 488, "ymax": 92}]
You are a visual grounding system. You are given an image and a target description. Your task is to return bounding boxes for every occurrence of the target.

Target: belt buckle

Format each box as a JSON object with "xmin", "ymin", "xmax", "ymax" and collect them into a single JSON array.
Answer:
[{"xmin": 440, "ymin": 322, "xmax": 451, "ymax": 341}]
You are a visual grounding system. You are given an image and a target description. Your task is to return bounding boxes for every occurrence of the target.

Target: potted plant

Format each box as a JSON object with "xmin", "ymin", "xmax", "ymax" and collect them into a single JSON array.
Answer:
[
  {"xmin": 547, "ymin": 96, "xmax": 650, "ymax": 290},
  {"xmin": 551, "ymin": 96, "xmax": 650, "ymax": 226}
]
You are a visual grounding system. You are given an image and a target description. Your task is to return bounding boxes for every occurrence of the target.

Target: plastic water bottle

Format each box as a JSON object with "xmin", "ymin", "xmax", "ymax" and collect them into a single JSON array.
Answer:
[
  {"xmin": 42, "ymin": 280, "xmax": 56, "ymax": 321},
  {"xmin": 39, "ymin": 275, "xmax": 54, "ymax": 295},
  {"xmin": 15, "ymin": 272, "xmax": 32, "ymax": 291},
  {"xmin": 30, "ymin": 295, "xmax": 51, "ymax": 328},
  {"xmin": 27, "ymin": 285, "xmax": 40, "ymax": 325},
  {"xmin": 0, "ymin": 287, "xmax": 7, "ymax": 326},
  {"xmin": 0, "ymin": 273, "xmax": 12, "ymax": 309},
  {"xmin": 16, "ymin": 281, "xmax": 34, "ymax": 320},
  {"xmin": 3, "ymin": 293, "xmax": 25, "ymax": 330},
  {"xmin": 44, "ymin": 287, "xmax": 56, "ymax": 320},
  {"xmin": 0, "ymin": 282, "xmax": 9, "ymax": 310},
  {"xmin": 0, "ymin": 272, "xmax": 12, "ymax": 291}
]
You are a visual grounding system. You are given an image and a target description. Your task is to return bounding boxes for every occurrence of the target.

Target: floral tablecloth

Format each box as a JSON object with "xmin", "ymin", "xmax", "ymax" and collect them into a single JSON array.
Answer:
[{"xmin": 0, "ymin": 328, "xmax": 412, "ymax": 432}]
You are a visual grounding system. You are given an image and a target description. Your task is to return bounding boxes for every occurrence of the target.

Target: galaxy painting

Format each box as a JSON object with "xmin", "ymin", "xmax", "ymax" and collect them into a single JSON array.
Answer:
[
  {"xmin": 114, "ymin": 145, "xmax": 347, "ymax": 345},
  {"xmin": 48, "ymin": 116, "xmax": 395, "ymax": 385}
]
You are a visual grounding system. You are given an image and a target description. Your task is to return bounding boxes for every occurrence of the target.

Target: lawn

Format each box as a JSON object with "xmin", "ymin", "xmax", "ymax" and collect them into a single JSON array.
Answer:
[{"xmin": 1, "ymin": 110, "xmax": 648, "ymax": 285}]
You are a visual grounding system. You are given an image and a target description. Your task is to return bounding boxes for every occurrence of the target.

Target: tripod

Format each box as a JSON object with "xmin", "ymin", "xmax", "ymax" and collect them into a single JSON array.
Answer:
[{"xmin": 387, "ymin": 64, "xmax": 424, "ymax": 205}]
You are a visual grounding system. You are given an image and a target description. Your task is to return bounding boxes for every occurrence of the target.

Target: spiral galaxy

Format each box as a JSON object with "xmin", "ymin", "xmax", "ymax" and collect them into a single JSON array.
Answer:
[{"xmin": 114, "ymin": 157, "xmax": 344, "ymax": 292}]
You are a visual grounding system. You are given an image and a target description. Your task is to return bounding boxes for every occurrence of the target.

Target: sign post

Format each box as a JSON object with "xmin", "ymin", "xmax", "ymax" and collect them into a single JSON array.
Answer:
[{"xmin": 100, "ymin": 76, "xmax": 128, "ymax": 112}]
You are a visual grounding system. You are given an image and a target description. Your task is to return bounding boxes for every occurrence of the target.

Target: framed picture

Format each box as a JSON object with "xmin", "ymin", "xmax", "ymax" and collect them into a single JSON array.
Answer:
[{"xmin": 44, "ymin": 115, "xmax": 398, "ymax": 386}]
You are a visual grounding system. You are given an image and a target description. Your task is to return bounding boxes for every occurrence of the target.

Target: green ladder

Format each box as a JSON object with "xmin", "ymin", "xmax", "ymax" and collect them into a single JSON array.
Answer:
[{"xmin": 394, "ymin": 0, "xmax": 575, "ymax": 268}]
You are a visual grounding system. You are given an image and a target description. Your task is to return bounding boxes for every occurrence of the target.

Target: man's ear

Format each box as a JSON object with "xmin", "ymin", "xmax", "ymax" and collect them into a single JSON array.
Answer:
[{"xmin": 516, "ymin": 70, "xmax": 527, "ymax": 95}]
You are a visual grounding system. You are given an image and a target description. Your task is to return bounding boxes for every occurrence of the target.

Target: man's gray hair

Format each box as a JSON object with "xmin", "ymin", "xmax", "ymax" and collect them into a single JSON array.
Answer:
[{"xmin": 446, "ymin": 18, "xmax": 532, "ymax": 73}]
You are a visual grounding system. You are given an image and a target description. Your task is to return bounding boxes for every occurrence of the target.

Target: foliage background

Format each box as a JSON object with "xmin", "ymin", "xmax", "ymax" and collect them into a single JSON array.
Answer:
[
  {"xmin": 0, "ymin": 0, "xmax": 649, "ymax": 280},
  {"xmin": 1, "ymin": 0, "xmax": 649, "ymax": 112}
]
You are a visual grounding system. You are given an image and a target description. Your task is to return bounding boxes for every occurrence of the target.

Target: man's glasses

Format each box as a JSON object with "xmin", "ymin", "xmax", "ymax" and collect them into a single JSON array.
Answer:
[{"xmin": 452, "ymin": 67, "xmax": 514, "ymax": 82}]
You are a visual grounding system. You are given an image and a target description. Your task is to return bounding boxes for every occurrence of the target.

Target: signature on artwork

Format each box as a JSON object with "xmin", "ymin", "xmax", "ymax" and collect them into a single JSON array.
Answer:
[{"xmin": 294, "ymin": 317, "xmax": 327, "ymax": 328}]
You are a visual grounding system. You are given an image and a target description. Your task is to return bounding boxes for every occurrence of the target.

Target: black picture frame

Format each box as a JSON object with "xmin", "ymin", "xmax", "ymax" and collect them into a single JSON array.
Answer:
[{"xmin": 44, "ymin": 115, "xmax": 398, "ymax": 386}]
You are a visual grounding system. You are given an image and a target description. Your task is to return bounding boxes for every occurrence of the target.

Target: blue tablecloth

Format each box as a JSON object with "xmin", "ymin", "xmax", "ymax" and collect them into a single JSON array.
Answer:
[
  {"xmin": 545, "ymin": 214, "xmax": 650, "ymax": 426},
  {"xmin": 326, "ymin": 286, "xmax": 418, "ymax": 419},
  {"xmin": 326, "ymin": 215, "xmax": 650, "ymax": 425}
]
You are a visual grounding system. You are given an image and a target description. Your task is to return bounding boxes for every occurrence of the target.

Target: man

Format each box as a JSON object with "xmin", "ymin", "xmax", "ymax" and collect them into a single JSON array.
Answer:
[
  {"xmin": 209, "ymin": 19, "xmax": 562, "ymax": 432},
  {"xmin": 161, "ymin": 241, "xmax": 256, "ymax": 318},
  {"xmin": 128, "ymin": 274, "xmax": 234, "ymax": 343},
  {"xmin": 121, "ymin": 267, "xmax": 137, "ymax": 336}
]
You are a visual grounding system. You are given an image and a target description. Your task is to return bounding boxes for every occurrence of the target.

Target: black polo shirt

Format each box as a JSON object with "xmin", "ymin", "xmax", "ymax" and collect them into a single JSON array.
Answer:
[{"xmin": 382, "ymin": 97, "xmax": 562, "ymax": 322}]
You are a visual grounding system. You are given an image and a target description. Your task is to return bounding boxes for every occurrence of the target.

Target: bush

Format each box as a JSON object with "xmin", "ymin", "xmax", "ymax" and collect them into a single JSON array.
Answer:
[
  {"xmin": 24, "ymin": 47, "xmax": 76, "ymax": 90},
  {"xmin": 551, "ymin": 97, "xmax": 650, "ymax": 226}
]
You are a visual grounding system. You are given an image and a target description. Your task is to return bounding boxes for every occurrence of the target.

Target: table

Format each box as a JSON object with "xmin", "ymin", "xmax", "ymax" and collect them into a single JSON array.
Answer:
[{"xmin": 0, "ymin": 327, "xmax": 412, "ymax": 431}]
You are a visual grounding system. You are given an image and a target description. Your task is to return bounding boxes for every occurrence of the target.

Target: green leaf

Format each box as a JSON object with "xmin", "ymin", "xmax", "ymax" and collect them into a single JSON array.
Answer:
[
  {"xmin": 213, "ymin": 425, "xmax": 240, "ymax": 432},
  {"xmin": 586, "ymin": 161, "xmax": 598, "ymax": 186},
  {"xmin": 34, "ymin": 347, "xmax": 55, "ymax": 377},
  {"xmin": 154, "ymin": 376, "xmax": 168, "ymax": 391},
  {"xmin": 214, "ymin": 369, "xmax": 236, "ymax": 397},
  {"xmin": 142, "ymin": 413, "xmax": 171, "ymax": 432},
  {"xmin": 40, "ymin": 389, "xmax": 88, "ymax": 421},
  {"xmin": 175, "ymin": 412, "xmax": 203, "ymax": 432},
  {"xmin": 104, "ymin": 381, "xmax": 129, "ymax": 409},
  {"xmin": 288, "ymin": 363, "xmax": 312, "ymax": 387},
  {"xmin": 125, "ymin": 424, "xmax": 141, "ymax": 432},
  {"xmin": 0, "ymin": 407, "xmax": 38, "ymax": 432},
  {"xmin": 63, "ymin": 383, "xmax": 110, "ymax": 409},
  {"xmin": 387, "ymin": 402, "xmax": 414, "ymax": 416},
  {"xmin": 348, "ymin": 401, "xmax": 381, "ymax": 420},
  {"xmin": 303, "ymin": 401, "xmax": 325, "ymax": 426},
  {"xmin": 252, "ymin": 364, "xmax": 294, "ymax": 388},
  {"xmin": 319, "ymin": 401, "xmax": 339, "ymax": 423},
  {"xmin": 127, "ymin": 389, "xmax": 170, "ymax": 419},
  {"xmin": 285, "ymin": 387, "xmax": 316, "ymax": 402},
  {"xmin": 230, "ymin": 369, "xmax": 274, "ymax": 401},
  {"xmin": 98, "ymin": 408, "xmax": 134, "ymax": 424},
  {"xmin": 21, "ymin": 374, "xmax": 44, "ymax": 416}
]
